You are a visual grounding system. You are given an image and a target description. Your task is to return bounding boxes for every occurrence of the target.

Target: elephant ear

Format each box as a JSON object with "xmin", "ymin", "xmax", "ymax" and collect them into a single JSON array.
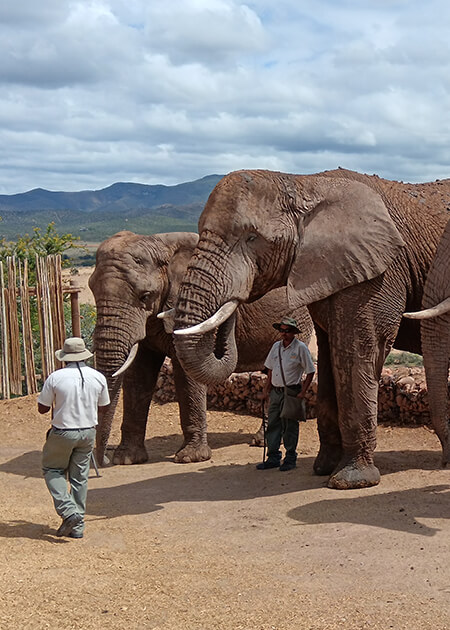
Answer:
[
  {"xmin": 163, "ymin": 232, "xmax": 199, "ymax": 309},
  {"xmin": 288, "ymin": 178, "xmax": 406, "ymax": 304}
]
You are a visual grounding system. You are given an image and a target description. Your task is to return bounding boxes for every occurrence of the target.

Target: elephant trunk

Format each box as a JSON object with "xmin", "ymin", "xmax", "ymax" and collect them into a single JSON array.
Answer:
[
  {"xmin": 93, "ymin": 300, "xmax": 146, "ymax": 464},
  {"xmin": 96, "ymin": 375, "xmax": 122, "ymax": 466},
  {"xmin": 174, "ymin": 313, "xmax": 238, "ymax": 384},
  {"xmin": 173, "ymin": 231, "xmax": 242, "ymax": 384}
]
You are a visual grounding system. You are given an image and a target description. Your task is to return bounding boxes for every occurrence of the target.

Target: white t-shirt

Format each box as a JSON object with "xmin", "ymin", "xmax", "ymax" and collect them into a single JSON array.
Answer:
[
  {"xmin": 264, "ymin": 338, "xmax": 315, "ymax": 387},
  {"xmin": 38, "ymin": 362, "xmax": 110, "ymax": 429}
]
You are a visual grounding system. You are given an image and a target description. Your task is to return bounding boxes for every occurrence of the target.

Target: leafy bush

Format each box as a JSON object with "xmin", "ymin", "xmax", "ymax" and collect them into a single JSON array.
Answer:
[
  {"xmin": 384, "ymin": 351, "xmax": 423, "ymax": 367},
  {"xmin": 64, "ymin": 302, "xmax": 96, "ymax": 349},
  {"xmin": 0, "ymin": 222, "xmax": 85, "ymax": 282}
]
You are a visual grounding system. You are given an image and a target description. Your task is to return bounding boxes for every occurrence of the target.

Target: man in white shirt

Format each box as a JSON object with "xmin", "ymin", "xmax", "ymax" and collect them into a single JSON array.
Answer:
[
  {"xmin": 258, "ymin": 317, "xmax": 315, "ymax": 471},
  {"xmin": 38, "ymin": 337, "xmax": 110, "ymax": 538}
]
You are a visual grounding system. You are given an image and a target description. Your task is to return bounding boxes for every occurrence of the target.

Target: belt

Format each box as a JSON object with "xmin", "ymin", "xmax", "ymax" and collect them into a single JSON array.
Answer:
[
  {"xmin": 52, "ymin": 426, "xmax": 96, "ymax": 431},
  {"xmin": 272, "ymin": 385, "xmax": 300, "ymax": 393}
]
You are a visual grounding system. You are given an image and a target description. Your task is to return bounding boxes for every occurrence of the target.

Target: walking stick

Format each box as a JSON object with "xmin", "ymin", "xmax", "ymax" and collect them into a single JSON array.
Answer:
[
  {"xmin": 261, "ymin": 399, "xmax": 268, "ymax": 464},
  {"xmin": 90, "ymin": 452, "xmax": 101, "ymax": 477}
]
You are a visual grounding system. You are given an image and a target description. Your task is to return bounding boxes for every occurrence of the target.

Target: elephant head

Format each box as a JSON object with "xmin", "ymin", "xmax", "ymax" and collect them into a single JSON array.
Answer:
[
  {"xmin": 404, "ymin": 217, "xmax": 450, "ymax": 466},
  {"xmin": 89, "ymin": 230, "xmax": 199, "ymax": 464},
  {"xmin": 173, "ymin": 169, "xmax": 405, "ymax": 383}
]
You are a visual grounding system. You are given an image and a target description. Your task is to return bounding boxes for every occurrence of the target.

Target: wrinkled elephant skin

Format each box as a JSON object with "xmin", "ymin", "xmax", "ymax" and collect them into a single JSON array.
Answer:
[
  {"xmin": 404, "ymin": 218, "xmax": 450, "ymax": 466},
  {"xmin": 173, "ymin": 168, "xmax": 450, "ymax": 489},
  {"xmin": 89, "ymin": 230, "xmax": 313, "ymax": 466}
]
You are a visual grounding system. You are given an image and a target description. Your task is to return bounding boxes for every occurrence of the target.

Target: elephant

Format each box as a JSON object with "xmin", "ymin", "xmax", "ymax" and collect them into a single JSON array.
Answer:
[
  {"xmin": 172, "ymin": 168, "xmax": 450, "ymax": 489},
  {"xmin": 88, "ymin": 230, "xmax": 313, "ymax": 467},
  {"xmin": 404, "ymin": 217, "xmax": 450, "ymax": 466}
]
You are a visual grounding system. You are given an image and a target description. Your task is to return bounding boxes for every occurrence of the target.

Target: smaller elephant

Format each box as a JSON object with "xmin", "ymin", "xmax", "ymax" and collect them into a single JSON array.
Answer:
[
  {"xmin": 89, "ymin": 231, "xmax": 313, "ymax": 466},
  {"xmin": 404, "ymin": 218, "xmax": 450, "ymax": 466}
]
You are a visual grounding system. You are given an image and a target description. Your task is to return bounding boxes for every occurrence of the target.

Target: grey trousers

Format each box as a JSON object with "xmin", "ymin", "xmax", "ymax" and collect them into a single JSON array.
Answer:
[
  {"xmin": 266, "ymin": 387, "xmax": 302, "ymax": 464},
  {"xmin": 42, "ymin": 427, "xmax": 96, "ymax": 534}
]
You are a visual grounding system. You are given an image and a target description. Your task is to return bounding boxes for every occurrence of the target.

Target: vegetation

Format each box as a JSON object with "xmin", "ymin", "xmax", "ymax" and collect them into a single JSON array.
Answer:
[
  {"xmin": 384, "ymin": 351, "xmax": 423, "ymax": 367},
  {"xmin": 0, "ymin": 224, "xmax": 95, "ymax": 384},
  {"xmin": 64, "ymin": 302, "xmax": 96, "ymax": 349},
  {"xmin": 0, "ymin": 210, "xmax": 200, "ymax": 242},
  {"xmin": 0, "ymin": 222, "xmax": 85, "ymax": 279}
]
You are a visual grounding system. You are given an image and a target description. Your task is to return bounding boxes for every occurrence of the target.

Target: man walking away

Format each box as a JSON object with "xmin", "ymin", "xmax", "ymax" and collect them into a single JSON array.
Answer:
[{"xmin": 38, "ymin": 337, "xmax": 110, "ymax": 538}]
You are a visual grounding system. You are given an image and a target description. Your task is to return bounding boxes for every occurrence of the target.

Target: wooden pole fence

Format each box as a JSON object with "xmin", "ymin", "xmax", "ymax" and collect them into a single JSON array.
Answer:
[{"xmin": 0, "ymin": 255, "xmax": 82, "ymax": 399}]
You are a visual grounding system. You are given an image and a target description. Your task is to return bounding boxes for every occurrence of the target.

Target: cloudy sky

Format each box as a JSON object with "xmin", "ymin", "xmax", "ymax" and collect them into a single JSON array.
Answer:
[{"xmin": 1, "ymin": 0, "xmax": 450, "ymax": 194}]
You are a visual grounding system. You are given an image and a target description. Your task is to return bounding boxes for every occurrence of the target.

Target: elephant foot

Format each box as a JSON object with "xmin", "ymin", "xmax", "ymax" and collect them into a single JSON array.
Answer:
[
  {"xmin": 313, "ymin": 444, "xmax": 342, "ymax": 476},
  {"xmin": 174, "ymin": 442, "xmax": 212, "ymax": 463},
  {"xmin": 327, "ymin": 457, "xmax": 380, "ymax": 490},
  {"xmin": 250, "ymin": 426, "xmax": 265, "ymax": 447},
  {"xmin": 112, "ymin": 442, "xmax": 149, "ymax": 465}
]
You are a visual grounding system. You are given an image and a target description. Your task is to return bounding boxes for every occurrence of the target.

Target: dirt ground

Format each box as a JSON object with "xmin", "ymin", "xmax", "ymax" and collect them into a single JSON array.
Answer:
[
  {"xmin": 63, "ymin": 267, "xmax": 96, "ymax": 306},
  {"xmin": 0, "ymin": 393, "xmax": 449, "ymax": 630}
]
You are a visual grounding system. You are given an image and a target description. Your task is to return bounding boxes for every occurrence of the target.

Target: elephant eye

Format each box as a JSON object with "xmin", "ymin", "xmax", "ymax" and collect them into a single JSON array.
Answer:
[
  {"xmin": 139, "ymin": 291, "xmax": 152, "ymax": 304},
  {"xmin": 246, "ymin": 233, "xmax": 257, "ymax": 243}
]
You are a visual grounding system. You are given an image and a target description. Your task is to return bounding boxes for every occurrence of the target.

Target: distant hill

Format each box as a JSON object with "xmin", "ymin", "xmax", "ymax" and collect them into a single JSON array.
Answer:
[{"xmin": 0, "ymin": 174, "xmax": 223, "ymax": 241}]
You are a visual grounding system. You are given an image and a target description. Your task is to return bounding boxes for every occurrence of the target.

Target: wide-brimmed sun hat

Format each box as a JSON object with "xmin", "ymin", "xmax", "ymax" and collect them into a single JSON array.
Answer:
[
  {"xmin": 55, "ymin": 337, "xmax": 93, "ymax": 362},
  {"xmin": 272, "ymin": 316, "xmax": 300, "ymax": 334}
]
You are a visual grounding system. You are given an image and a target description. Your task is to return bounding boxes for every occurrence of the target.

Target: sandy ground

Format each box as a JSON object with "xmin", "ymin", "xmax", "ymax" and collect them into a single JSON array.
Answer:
[
  {"xmin": 63, "ymin": 267, "xmax": 96, "ymax": 306},
  {"xmin": 0, "ymin": 393, "xmax": 449, "ymax": 630}
]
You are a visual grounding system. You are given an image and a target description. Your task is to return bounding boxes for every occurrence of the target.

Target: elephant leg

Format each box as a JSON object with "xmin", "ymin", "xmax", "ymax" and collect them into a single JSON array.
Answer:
[
  {"xmin": 425, "ymin": 362, "xmax": 450, "ymax": 466},
  {"xmin": 172, "ymin": 358, "xmax": 212, "ymax": 463},
  {"xmin": 422, "ymin": 317, "xmax": 450, "ymax": 466},
  {"xmin": 326, "ymin": 308, "xmax": 391, "ymax": 489},
  {"xmin": 312, "ymin": 325, "xmax": 342, "ymax": 475},
  {"xmin": 113, "ymin": 347, "xmax": 165, "ymax": 465}
]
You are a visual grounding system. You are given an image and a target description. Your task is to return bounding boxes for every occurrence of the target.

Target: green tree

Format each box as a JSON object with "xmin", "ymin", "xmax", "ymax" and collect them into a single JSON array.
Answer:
[
  {"xmin": 0, "ymin": 222, "xmax": 85, "ymax": 280},
  {"xmin": 0, "ymin": 224, "xmax": 95, "ymax": 392}
]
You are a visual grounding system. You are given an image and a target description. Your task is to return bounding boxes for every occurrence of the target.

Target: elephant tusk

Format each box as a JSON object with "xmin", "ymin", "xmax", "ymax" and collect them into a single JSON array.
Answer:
[
  {"xmin": 112, "ymin": 343, "xmax": 139, "ymax": 377},
  {"xmin": 157, "ymin": 308, "xmax": 175, "ymax": 333},
  {"xmin": 404, "ymin": 297, "xmax": 450, "ymax": 320},
  {"xmin": 174, "ymin": 300, "xmax": 239, "ymax": 336},
  {"xmin": 157, "ymin": 308, "xmax": 175, "ymax": 319}
]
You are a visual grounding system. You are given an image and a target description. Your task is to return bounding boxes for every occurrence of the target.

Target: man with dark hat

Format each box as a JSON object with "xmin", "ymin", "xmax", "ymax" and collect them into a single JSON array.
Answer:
[
  {"xmin": 257, "ymin": 317, "xmax": 315, "ymax": 471},
  {"xmin": 38, "ymin": 337, "xmax": 110, "ymax": 538}
]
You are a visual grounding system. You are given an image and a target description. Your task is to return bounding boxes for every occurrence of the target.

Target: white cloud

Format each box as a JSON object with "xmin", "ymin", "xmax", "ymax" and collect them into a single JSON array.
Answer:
[{"xmin": 0, "ymin": 0, "xmax": 450, "ymax": 194}]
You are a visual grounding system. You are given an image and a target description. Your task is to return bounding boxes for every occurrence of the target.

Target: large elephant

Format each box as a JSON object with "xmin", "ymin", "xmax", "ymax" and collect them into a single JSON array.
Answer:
[
  {"xmin": 88, "ymin": 230, "xmax": 313, "ymax": 467},
  {"xmin": 172, "ymin": 168, "xmax": 450, "ymax": 489},
  {"xmin": 404, "ymin": 217, "xmax": 450, "ymax": 466}
]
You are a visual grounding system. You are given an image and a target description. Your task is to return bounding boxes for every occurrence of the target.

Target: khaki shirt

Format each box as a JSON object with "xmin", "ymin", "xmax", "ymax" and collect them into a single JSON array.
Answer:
[{"xmin": 264, "ymin": 338, "xmax": 315, "ymax": 387}]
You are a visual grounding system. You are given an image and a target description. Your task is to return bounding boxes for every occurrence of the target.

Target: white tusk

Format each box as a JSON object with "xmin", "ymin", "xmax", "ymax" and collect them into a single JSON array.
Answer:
[
  {"xmin": 157, "ymin": 308, "xmax": 175, "ymax": 319},
  {"xmin": 404, "ymin": 297, "xmax": 450, "ymax": 320},
  {"xmin": 157, "ymin": 308, "xmax": 175, "ymax": 333},
  {"xmin": 112, "ymin": 343, "xmax": 139, "ymax": 377},
  {"xmin": 174, "ymin": 300, "xmax": 239, "ymax": 336}
]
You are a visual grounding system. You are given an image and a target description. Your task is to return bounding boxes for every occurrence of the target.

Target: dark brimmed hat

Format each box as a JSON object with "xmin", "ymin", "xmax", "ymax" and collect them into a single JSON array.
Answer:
[
  {"xmin": 272, "ymin": 316, "xmax": 300, "ymax": 334},
  {"xmin": 55, "ymin": 337, "xmax": 93, "ymax": 362}
]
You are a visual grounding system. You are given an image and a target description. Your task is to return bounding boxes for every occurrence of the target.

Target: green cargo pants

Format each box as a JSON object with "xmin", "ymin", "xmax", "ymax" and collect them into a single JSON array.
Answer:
[
  {"xmin": 42, "ymin": 427, "xmax": 96, "ymax": 535},
  {"xmin": 266, "ymin": 386, "xmax": 303, "ymax": 465}
]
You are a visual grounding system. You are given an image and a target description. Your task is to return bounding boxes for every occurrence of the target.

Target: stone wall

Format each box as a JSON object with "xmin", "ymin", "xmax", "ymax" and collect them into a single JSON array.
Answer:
[{"xmin": 153, "ymin": 360, "xmax": 449, "ymax": 426}]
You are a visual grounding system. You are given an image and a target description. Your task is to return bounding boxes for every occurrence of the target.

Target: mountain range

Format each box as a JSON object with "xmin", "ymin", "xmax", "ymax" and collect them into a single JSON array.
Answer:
[{"xmin": 0, "ymin": 174, "xmax": 223, "ymax": 242}]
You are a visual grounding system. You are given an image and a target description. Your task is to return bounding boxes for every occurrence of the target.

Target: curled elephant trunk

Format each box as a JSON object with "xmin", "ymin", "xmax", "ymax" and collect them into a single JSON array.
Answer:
[
  {"xmin": 173, "ymin": 312, "xmax": 238, "ymax": 384},
  {"xmin": 173, "ymin": 231, "xmax": 248, "ymax": 384}
]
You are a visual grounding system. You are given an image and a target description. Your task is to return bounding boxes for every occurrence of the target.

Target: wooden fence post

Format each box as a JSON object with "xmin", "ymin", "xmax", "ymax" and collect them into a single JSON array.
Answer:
[{"xmin": 70, "ymin": 279, "xmax": 81, "ymax": 337}]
